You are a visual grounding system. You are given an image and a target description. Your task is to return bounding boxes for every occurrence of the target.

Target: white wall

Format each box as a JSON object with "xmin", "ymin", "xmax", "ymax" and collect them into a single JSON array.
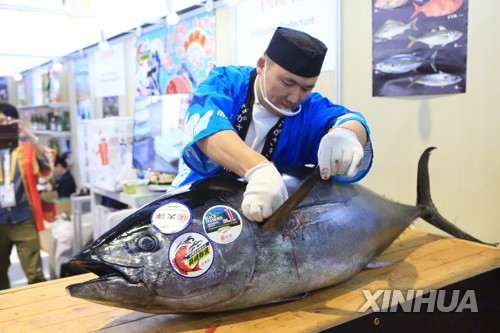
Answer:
[
  {"xmin": 8, "ymin": 1, "xmax": 497, "ymax": 244},
  {"xmin": 201, "ymin": 1, "xmax": 500, "ymax": 244},
  {"xmin": 342, "ymin": 0, "xmax": 500, "ymax": 244}
]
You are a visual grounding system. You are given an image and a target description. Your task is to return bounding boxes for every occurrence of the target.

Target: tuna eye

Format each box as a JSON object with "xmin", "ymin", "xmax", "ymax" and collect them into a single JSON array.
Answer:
[{"xmin": 137, "ymin": 235, "xmax": 157, "ymax": 251}]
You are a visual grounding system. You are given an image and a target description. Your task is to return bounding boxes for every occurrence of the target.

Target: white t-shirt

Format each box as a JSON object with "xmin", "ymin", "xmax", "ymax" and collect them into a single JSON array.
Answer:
[{"xmin": 243, "ymin": 80, "xmax": 280, "ymax": 153}]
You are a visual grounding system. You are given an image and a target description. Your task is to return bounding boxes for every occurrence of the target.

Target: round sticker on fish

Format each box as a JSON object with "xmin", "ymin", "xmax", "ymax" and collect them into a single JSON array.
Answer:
[
  {"xmin": 169, "ymin": 232, "xmax": 214, "ymax": 278},
  {"xmin": 202, "ymin": 205, "xmax": 243, "ymax": 244},
  {"xmin": 151, "ymin": 201, "xmax": 192, "ymax": 234}
]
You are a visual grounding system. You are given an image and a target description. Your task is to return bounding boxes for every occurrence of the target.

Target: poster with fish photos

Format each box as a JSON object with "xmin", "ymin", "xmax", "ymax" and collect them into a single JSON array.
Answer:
[{"xmin": 372, "ymin": 0, "xmax": 468, "ymax": 97}]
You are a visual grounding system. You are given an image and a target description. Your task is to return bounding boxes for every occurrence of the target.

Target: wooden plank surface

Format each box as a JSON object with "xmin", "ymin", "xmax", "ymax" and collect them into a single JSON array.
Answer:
[{"xmin": 1, "ymin": 230, "xmax": 498, "ymax": 333}]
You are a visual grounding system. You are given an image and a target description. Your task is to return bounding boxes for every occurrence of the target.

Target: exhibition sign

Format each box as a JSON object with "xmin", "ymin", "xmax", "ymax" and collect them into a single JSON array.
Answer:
[
  {"xmin": 92, "ymin": 42, "xmax": 127, "ymax": 98},
  {"xmin": 235, "ymin": 0, "xmax": 339, "ymax": 72}
]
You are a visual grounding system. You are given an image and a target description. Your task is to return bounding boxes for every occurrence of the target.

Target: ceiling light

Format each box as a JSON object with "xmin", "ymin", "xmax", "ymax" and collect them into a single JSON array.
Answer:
[
  {"xmin": 135, "ymin": 26, "xmax": 143, "ymax": 37},
  {"xmin": 52, "ymin": 59, "xmax": 63, "ymax": 72},
  {"xmin": 166, "ymin": 0, "xmax": 179, "ymax": 26},
  {"xmin": 225, "ymin": 0, "xmax": 239, "ymax": 5},
  {"xmin": 205, "ymin": 0, "xmax": 214, "ymax": 12},
  {"xmin": 98, "ymin": 30, "xmax": 109, "ymax": 51},
  {"xmin": 166, "ymin": 12, "xmax": 179, "ymax": 25},
  {"xmin": 13, "ymin": 72, "xmax": 23, "ymax": 82}
]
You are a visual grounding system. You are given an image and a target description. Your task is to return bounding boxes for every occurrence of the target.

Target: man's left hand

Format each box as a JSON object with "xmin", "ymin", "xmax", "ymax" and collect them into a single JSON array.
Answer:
[{"xmin": 317, "ymin": 127, "xmax": 363, "ymax": 180}]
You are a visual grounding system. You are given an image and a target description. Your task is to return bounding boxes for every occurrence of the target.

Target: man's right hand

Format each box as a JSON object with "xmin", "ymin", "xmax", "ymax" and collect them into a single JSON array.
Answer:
[{"xmin": 241, "ymin": 162, "xmax": 288, "ymax": 222}]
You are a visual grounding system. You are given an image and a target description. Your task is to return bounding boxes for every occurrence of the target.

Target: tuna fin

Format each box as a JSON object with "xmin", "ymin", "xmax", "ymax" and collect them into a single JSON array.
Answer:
[
  {"xmin": 410, "ymin": 17, "xmax": 419, "ymax": 31},
  {"xmin": 262, "ymin": 167, "xmax": 321, "ymax": 232},
  {"xmin": 407, "ymin": 35, "xmax": 417, "ymax": 48},
  {"xmin": 364, "ymin": 259, "xmax": 401, "ymax": 270},
  {"xmin": 417, "ymin": 147, "xmax": 497, "ymax": 246},
  {"xmin": 407, "ymin": 76, "xmax": 416, "ymax": 88},
  {"xmin": 267, "ymin": 292, "xmax": 309, "ymax": 304},
  {"xmin": 429, "ymin": 50, "xmax": 438, "ymax": 72}
]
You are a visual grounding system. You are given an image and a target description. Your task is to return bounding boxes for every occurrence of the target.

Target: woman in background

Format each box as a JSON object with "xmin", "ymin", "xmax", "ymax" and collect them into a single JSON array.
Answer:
[{"xmin": 53, "ymin": 153, "xmax": 76, "ymax": 198}]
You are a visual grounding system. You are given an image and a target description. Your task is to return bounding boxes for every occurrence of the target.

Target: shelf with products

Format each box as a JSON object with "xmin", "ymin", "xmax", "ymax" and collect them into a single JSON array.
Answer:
[
  {"xmin": 17, "ymin": 102, "xmax": 74, "ymax": 162},
  {"xmin": 32, "ymin": 130, "xmax": 72, "ymax": 137},
  {"xmin": 17, "ymin": 102, "xmax": 71, "ymax": 111},
  {"xmin": 18, "ymin": 103, "xmax": 71, "ymax": 134}
]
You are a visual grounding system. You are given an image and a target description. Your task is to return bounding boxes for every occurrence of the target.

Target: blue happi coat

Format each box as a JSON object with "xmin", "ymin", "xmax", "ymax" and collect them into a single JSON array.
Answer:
[{"xmin": 171, "ymin": 66, "xmax": 373, "ymax": 188}]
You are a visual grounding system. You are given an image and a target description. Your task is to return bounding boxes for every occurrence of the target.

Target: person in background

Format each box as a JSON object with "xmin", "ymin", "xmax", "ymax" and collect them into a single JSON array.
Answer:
[
  {"xmin": 171, "ymin": 27, "xmax": 373, "ymax": 222},
  {"xmin": 0, "ymin": 102, "xmax": 55, "ymax": 290},
  {"xmin": 52, "ymin": 153, "xmax": 76, "ymax": 198}
]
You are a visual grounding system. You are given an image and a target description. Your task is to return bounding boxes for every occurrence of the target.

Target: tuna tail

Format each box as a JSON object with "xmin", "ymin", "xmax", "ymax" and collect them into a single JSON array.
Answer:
[
  {"xmin": 417, "ymin": 147, "xmax": 497, "ymax": 246},
  {"xmin": 410, "ymin": 3, "xmax": 421, "ymax": 19},
  {"xmin": 407, "ymin": 35, "xmax": 417, "ymax": 48}
]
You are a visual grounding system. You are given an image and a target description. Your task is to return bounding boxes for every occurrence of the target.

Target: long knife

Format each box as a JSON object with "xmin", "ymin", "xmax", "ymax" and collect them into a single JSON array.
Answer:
[{"xmin": 262, "ymin": 166, "xmax": 321, "ymax": 232}]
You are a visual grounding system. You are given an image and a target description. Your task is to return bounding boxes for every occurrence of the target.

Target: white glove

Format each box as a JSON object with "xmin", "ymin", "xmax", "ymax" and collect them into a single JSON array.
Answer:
[
  {"xmin": 317, "ymin": 127, "xmax": 364, "ymax": 180},
  {"xmin": 242, "ymin": 162, "xmax": 288, "ymax": 222}
]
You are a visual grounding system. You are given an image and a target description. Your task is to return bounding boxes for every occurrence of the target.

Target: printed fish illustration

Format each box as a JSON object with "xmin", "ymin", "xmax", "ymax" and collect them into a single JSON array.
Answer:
[
  {"xmin": 66, "ymin": 148, "xmax": 494, "ymax": 314},
  {"xmin": 374, "ymin": 0, "xmax": 409, "ymax": 10},
  {"xmin": 407, "ymin": 26, "xmax": 463, "ymax": 48},
  {"xmin": 374, "ymin": 51, "xmax": 438, "ymax": 74},
  {"xmin": 375, "ymin": 18, "xmax": 418, "ymax": 40},
  {"xmin": 411, "ymin": 0, "xmax": 464, "ymax": 19},
  {"xmin": 408, "ymin": 71, "xmax": 462, "ymax": 88}
]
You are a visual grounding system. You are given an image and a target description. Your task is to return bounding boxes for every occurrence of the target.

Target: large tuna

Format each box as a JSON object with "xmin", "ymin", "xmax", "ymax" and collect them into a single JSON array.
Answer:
[{"xmin": 66, "ymin": 148, "xmax": 493, "ymax": 314}]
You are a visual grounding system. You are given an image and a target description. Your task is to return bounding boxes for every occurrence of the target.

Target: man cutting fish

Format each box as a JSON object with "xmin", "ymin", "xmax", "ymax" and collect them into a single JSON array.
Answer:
[{"xmin": 171, "ymin": 27, "xmax": 373, "ymax": 222}]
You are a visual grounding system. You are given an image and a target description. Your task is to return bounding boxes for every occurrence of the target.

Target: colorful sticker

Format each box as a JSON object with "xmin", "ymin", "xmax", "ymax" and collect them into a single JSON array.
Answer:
[
  {"xmin": 151, "ymin": 201, "xmax": 192, "ymax": 234},
  {"xmin": 202, "ymin": 205, "xmax": 243, "ymax": 244},
  {"xmin": 169, "ymin": 232, "xmax": 213, "ymax": 278}
]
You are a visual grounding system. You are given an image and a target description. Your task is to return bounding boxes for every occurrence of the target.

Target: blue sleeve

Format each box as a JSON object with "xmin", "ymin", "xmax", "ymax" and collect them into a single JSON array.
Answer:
[
  {"xmin": 332, "ymin": 110, "xmax": 373, "ymax": 183},
  {"xmin": 274, "ymin": 93, "xmax": 373, "ymax": 183},
  {"xmin": 180, "ymin": 66, "xmax": 252, "ymax": 177}
]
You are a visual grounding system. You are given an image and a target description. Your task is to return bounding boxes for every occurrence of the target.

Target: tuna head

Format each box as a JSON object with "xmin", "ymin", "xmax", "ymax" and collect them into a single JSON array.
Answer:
[{"xmin": 66, "ymin": 175, "xmax": 257, "ymax": 314}]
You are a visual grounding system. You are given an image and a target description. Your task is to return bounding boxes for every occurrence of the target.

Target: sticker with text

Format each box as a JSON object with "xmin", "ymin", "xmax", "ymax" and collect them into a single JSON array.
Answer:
[
  {"xmin": 151, "ymin": 201, "xmax": 192, "ymax": 234},
  {"xmin": 169, "ymin": 232, "xmax": 213, "ymax": 278},
  {"xmin": 203, "ymin": 205, "xmax": 243, "ymax": 244}
]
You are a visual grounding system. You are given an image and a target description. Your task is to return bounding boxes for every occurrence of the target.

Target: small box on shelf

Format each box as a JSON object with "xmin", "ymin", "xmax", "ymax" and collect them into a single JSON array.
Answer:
[{"xmin": 40, "ymin": 191, "xmax": 72, "ymax": 222}]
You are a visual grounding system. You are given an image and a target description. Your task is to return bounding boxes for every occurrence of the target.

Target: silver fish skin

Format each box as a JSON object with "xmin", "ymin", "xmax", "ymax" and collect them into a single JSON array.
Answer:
[
  {"xmin": 375, "ymin": 18, "xmax": 418, "ymax": 40},
  {"xmin": 409, "ymin": 72, "xmax": 462, "ymax": 87},
  {"xmin": 66, "ymin": 149, "xmax": 490, "ymax": 314},
  {"xmin": 375, "ymin": 51, "xmax": 437, "ymax": 74},
  {"xmin": 408, "ymin": 26, "xmax": 462, "ymax": 48}
]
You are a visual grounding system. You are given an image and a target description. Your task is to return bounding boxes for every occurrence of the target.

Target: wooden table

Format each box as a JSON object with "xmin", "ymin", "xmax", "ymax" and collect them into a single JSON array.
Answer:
[{"xmin": 1, "ymin": 230, "xmax": 499, "ymax": 333}]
